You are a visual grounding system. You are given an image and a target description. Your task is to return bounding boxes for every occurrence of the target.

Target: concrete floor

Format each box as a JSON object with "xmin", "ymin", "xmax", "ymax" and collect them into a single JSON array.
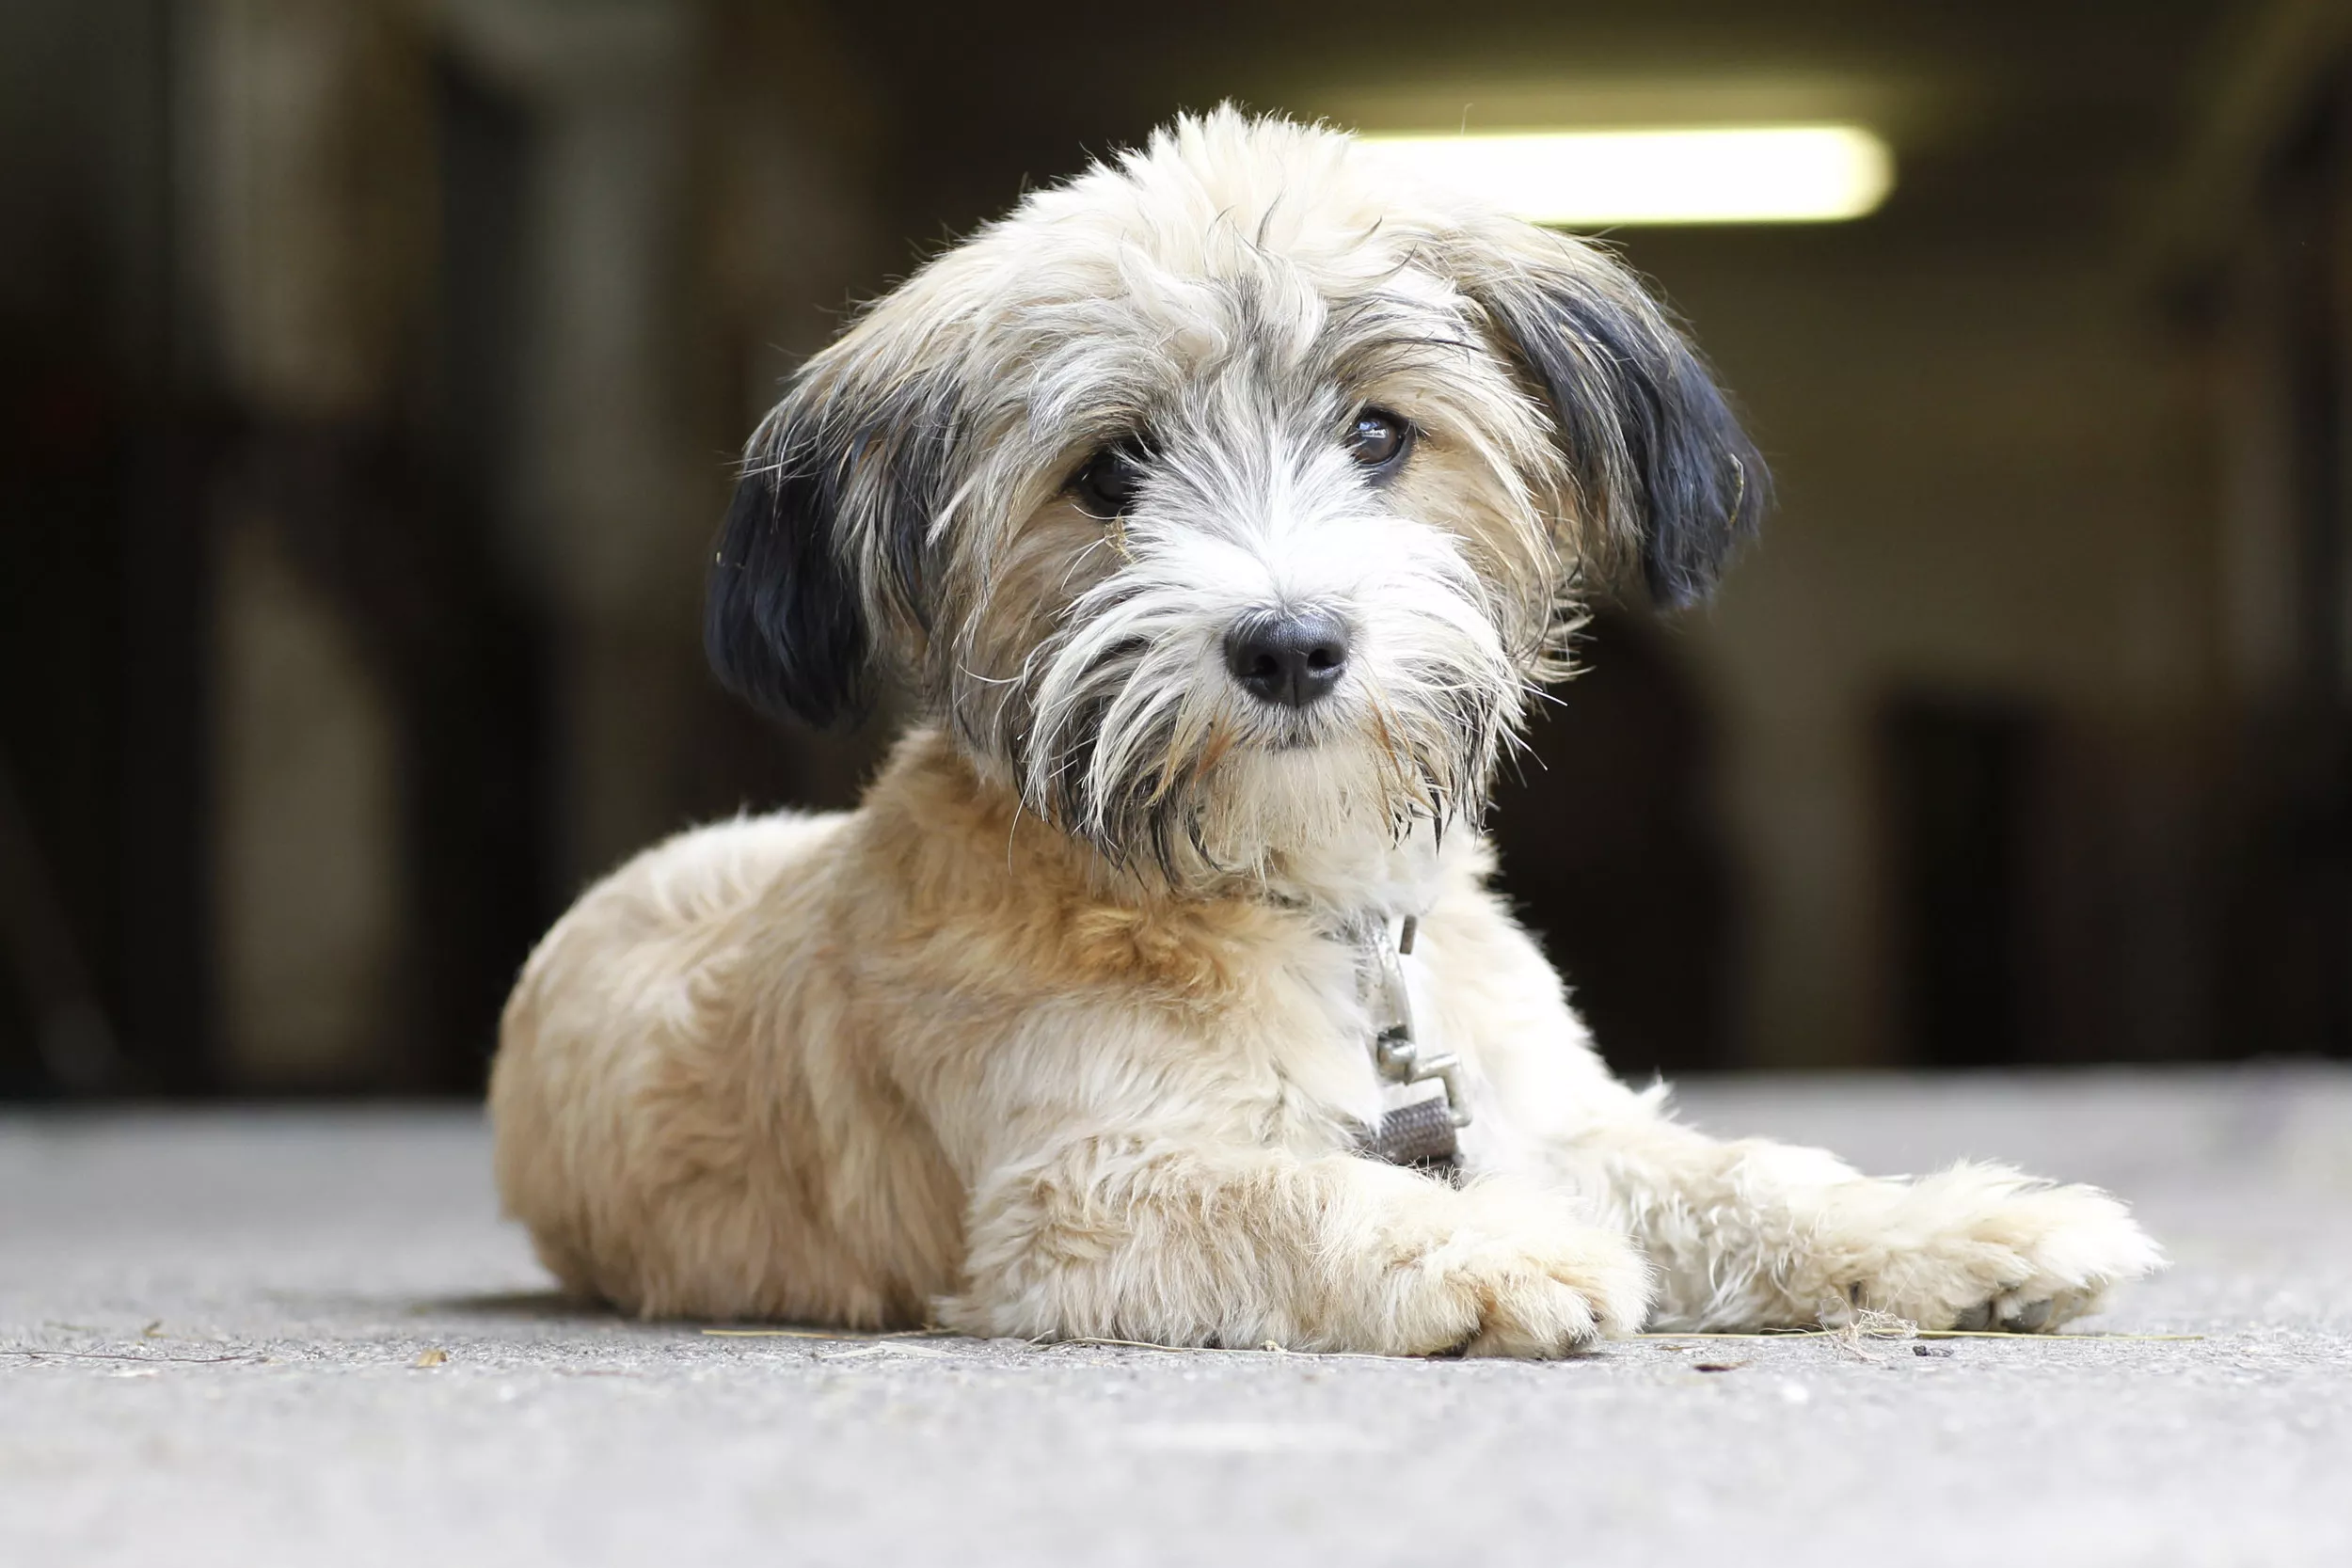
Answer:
[{"xmin": 5, "ymin": 1068, "xmax": 2349, "ymax": 1568}]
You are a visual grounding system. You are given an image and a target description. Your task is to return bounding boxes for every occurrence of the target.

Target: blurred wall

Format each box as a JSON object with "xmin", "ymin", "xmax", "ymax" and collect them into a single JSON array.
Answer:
[
  {"xmin": 2, "ymin": 0, "xmax": 193, "ymax": 1095},
  {"xmin": 1655, "ymin": 231, "xmax": 2213, "ymax": 1067},
  {"xmin": 4, "ymin": 0, "xmax": 2347, "ymax": 1094},
  {"xmin": 185, "ymin": 0, "xmax": 895, "ymax": 1088}
]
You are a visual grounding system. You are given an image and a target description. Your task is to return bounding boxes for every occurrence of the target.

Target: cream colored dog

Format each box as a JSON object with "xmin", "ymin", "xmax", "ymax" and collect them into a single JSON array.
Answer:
[{"xmin": 489, "ymin": 109, "xmax": 2160, "ymax": 1354}]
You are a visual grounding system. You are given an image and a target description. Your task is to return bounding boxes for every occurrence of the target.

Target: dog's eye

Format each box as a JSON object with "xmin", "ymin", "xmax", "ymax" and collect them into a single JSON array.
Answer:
[
  {"xmin": 1069, "ymin": 445, "xmax": 1148, "ymax": 519},
  {"xmin": 1345, "ymin": 409, "xmax": 1412, "ymax": 472}
]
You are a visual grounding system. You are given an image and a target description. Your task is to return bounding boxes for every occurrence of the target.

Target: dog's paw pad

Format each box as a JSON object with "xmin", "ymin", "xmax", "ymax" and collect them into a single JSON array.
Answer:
[
  {"xmin": 1948, "ymin": 1297, "xmax": 2053, "ymax": 1332},
  {"xmin": 2001, "ymin": 1298, "xmax": 2053, "ymax": 1332}
]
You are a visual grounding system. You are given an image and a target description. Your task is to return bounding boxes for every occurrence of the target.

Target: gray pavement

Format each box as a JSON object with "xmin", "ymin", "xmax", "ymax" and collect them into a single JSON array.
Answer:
[{"xmin": 5, "ymin": 1068, "xmax": 2349, "ymax": 1567}]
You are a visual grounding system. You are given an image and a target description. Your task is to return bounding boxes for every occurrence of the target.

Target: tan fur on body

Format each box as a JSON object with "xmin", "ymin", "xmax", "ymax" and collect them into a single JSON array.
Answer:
[
  {"xmin": 495, "ymin": 730, "xmax": 1649, "ymax": 1351},
  {"xmin": 490, "ymin": 110, "xmax": 2161, "ymax": 1354}
]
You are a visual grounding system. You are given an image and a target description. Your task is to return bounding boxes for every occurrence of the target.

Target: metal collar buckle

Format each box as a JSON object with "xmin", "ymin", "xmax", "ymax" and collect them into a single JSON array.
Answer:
[{"xmin": 1358, "ymin": 915, "xmax": 1470, "ymax": 1170}]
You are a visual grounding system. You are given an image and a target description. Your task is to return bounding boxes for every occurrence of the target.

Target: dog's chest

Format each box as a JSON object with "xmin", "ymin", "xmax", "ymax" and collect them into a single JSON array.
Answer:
[{"xmin": 1256, "ymin": 916, "xmax": 1470, "ymax": 1160}]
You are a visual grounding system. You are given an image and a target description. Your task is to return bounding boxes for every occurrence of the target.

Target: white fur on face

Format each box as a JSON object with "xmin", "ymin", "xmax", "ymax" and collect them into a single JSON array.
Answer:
[
  {"xmin": 911, "ymin": 237, "xmax": 1566, "ymax": 881},
  {"xmin": 745, "ymin": 108, "xmax": 1710, "ymax": 882},
  {"xmin": 1015, "ymin": 375, "xmax": 1526, "ymax": 879}
]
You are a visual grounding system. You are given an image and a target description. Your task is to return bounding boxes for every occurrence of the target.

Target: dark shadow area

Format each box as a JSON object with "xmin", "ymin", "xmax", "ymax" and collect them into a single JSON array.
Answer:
[
  {"xmin": 1488, "ymin": 610, "xmax": 1734, "ymax": 1080},
  {"xmin": 406, "ymin": 1291, "xmax": 616, "ymax": 1322},
  {"xmin": 1879, "ymin": 693, "xmax": 2042, "ymax": 1068}
]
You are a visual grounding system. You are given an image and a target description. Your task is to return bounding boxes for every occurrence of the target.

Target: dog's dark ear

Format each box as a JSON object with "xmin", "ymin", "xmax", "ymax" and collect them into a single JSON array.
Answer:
[
  {"xmin": 705, "ymin": 446, "xmax": 874, "ymax": 729},
  {"xmin": 1473, "ymin": 253, "xmax": 1767, "ymax": 607},
  {"xmin": 706, "ymin": 371, "xmax": 956, "ymax": 729}
]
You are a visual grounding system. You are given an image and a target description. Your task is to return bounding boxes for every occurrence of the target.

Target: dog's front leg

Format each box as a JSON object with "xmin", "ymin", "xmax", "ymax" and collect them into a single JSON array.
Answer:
[
  {"xmin": 941, "ymin": 1139, "xmax": 1651, "ymax": 1356},
  {"xmin": 1547, "ymin": 1116, "xmax": 2163, "ymax": 1333}
]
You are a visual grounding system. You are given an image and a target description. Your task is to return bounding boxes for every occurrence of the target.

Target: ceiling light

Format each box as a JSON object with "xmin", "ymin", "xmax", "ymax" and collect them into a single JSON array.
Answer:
[{"xmin": 1359, "ymin": 125, "xmax": 1894, "ymax": 226}]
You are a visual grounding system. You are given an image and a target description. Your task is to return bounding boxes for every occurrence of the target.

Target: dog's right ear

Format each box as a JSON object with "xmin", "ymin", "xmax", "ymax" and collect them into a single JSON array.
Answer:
[
  {"xmin": 706, "ymin": 426, "xmax": 875, "ymax": 730},
  {"xmin": 706, "ymin": 365, "xmax": 958, "ymax": 729}
]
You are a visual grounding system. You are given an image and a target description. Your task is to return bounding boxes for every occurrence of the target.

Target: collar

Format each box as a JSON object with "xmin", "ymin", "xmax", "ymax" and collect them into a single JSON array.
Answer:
[{"xmin": 1353, "ymin": 913, "xmax": 1470, "ymax": 1172}]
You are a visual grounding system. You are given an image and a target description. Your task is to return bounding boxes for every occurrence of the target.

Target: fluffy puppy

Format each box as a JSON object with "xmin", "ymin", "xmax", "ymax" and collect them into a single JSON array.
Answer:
[{"xmin": 490, "ymin": 109, "xmax": 2160, "ymax": 1354}]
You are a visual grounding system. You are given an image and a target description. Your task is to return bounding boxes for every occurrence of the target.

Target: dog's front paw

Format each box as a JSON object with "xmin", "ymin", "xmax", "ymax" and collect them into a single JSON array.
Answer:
[
  {"xmin": 1376, "ymin": 1181, "xmax": 1651, "ymax": 1357},
  {"xmin": 1810, "ymin": 1164, "xmax": 2165, "ymax": 1333}
]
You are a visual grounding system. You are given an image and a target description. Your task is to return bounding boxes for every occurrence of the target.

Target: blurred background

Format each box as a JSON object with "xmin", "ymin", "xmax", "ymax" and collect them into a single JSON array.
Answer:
[{"xmin": 3, "ymin": 0, "xmax": 2347, "ymax": 1099}]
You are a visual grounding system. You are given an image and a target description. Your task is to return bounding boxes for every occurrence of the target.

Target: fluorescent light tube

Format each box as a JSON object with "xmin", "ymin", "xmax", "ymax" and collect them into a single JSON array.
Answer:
[{"xmin": 1359, "ymin": 125, "xmax": 1894, "ymax": 226}]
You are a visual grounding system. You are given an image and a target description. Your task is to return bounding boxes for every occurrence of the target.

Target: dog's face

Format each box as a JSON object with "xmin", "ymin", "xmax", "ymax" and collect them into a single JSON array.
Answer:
[{"xmin": 709, "ymin": 110, "xmax": 1763, "ymax": 880}]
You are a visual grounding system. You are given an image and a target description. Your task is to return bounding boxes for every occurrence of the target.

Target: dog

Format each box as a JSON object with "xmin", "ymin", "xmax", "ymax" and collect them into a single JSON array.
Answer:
[{"xmin": 489, "ymin": 108, "xmax": 2161, "ymax": 1354}]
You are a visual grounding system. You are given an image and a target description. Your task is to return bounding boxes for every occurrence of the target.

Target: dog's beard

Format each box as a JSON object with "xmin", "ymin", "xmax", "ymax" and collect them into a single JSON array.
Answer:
[{"xmin": 1012, "ymin": 518, "xmax": 1523, "ymax": 884}]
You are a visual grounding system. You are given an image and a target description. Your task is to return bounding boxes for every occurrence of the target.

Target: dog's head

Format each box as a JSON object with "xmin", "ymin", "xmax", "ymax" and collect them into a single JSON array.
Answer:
[{"xmin": 709, "ymin": 109, "xmax": 1763, "ymax": 879}]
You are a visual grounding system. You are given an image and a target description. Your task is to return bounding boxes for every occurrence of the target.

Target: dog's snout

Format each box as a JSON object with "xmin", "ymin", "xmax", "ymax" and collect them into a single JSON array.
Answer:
[{"xmin": 1223, "ymin": 610, "xmax": 1351, "ymax": 708}]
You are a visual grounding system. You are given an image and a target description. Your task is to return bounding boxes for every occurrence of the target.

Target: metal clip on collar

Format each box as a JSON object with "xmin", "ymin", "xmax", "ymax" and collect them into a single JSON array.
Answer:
[{"xmin": 1359, "ymin": 915, "xmax": 1470, "ymax": 1169}]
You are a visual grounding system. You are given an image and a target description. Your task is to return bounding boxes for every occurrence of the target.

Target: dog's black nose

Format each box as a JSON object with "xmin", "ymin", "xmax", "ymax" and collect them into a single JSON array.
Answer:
[{"xmin": 1223, "ymin": 610, "xmax": 1351, "ymax": 708}]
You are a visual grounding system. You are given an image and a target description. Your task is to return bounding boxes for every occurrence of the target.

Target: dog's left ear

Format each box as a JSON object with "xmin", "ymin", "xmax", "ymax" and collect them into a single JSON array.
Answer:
[{"xmin": 1461, "ymin": 237, "xmax": 1768, "ymax": 607}]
